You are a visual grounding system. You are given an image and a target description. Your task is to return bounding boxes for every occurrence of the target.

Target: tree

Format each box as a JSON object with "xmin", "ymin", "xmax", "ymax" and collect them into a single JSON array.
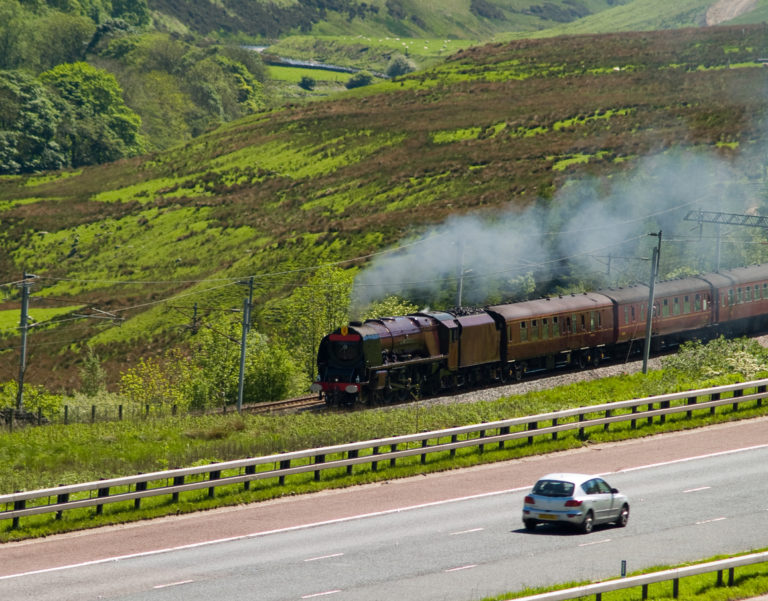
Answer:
[
  {"xmin": 385, "ymin": 53, "xmax": 416, "ymax": 78},
  {"xmin": 0, "ymin": 70, "xmax": 65, "ymax": 174},
  {"xmin": 78, "ymin": 345, "xmax": 107, "ymax": 396},
  {"xmin": 38, "ymin": 61, "xmax": 145, "ymax": 166},
  {"xmin": 357, "ymin": 295, "xmax": 419, "ymax": 321},
  {"xmin": 345, "ymin": 70, "xmax": 373, "ymax": 89},
  {"xmin": 299, "ymin": 75, "xmax": 316, "ymax": 91},
  {"xmin": 280, "ymin": 265, "xmax": 355, "ymax": 378}
]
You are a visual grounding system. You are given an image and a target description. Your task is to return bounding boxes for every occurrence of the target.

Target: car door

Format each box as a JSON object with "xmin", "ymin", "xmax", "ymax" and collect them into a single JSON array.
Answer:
[{"xmin": 584, "ymin": 478, "xmax": 614, "ymax": 523}]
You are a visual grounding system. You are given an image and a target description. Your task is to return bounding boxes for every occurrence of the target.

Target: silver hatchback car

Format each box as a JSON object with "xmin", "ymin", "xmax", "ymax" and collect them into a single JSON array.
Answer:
[{"xmin": 522, "ymin": 472, "xmax": 630, "ymax": 533}]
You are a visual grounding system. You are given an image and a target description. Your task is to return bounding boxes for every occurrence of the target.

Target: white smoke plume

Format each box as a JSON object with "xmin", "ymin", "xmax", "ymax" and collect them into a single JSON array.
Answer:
[{"xmin": 352, "ymin": 148, "xmax": 762, "ymax": 309}]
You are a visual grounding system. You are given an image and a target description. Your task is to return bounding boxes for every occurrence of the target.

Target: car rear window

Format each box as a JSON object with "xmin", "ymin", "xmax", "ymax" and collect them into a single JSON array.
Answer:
[{"xmin": 532, "ymin": 479, "xmax": 575, "ymax": 497}]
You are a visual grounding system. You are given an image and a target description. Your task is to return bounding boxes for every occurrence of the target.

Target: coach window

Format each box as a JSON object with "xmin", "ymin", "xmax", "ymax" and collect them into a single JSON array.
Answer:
[
  {"xmin": 695, "ymin": 294, "xmax": 701, "ymax": 311},
  {"xmin": 673, "ymin": 297, "xmax": 680, "ymax": 315},
  {"xmin": 631, "ymin": 306, "xmax": 636, "ymax": 321},
  {"xmin": 764, "ymin": 283, "xmax": 768, "ymax": 299},
  {"xmin": 553, "ymin": 316, "xmax": 559, "ymax": 337},
  {"xmin": 662, "ymin": 299, "xmax": 669, "ymax": 317},
  {"xmin": 755, "ymin": 285, "xmax": 760, "ymax": 300},
  {"xmin": 738, "ymin": 287, "xmax": 744, "ymax": 303},
  {"xmin": 624, "ymin": 306, "xmax": 629, "ymax": 325},
  {"xmin": 683, "ymin": 295, "xmax": 690, "ymax": 313},
  {"xmin": 520, "ymin": 322, "xmax": 527, "ymax": 342},
  {"xmin": 531, "ymin": 319, "xmax": 539, "ymax": 340},
  {"xmin": 565, "ymin": 316, "xmax": 572, "ymax": 334},
  {"xmin": 580, "ymin": 314, "xmax": 586, "ymax": 331},
  {"xmin": 542, "ymin": 318, "xmax": 549, "ymax": 339}
]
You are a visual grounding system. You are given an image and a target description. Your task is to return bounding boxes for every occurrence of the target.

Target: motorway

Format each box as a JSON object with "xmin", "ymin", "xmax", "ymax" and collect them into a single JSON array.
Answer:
[{"xmin": 1, "ymin": 417, "xmax": 767, "ymax": 601}]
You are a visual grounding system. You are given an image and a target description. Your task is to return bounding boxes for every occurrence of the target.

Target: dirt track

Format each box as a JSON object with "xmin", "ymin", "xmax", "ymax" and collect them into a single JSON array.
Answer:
[{"xmin": 706, "ymin": 0, "xmax": 757, "ymax": 25}]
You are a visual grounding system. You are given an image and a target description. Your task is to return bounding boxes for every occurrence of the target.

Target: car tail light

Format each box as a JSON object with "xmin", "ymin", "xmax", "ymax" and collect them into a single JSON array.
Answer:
[
  {"xmin": 564, "ymin": 499, "xmax": 582, "ymax": 507},
  {"xmin": 524, "ymin": 496, "xmax": 535, "ymax": 505}
]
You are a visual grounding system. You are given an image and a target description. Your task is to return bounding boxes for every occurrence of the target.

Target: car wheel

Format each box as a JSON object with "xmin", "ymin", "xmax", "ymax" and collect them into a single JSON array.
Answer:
[
  {"xmin": 579, "ymin": 511, "xmax": 594, "ymax": 534},
  {"xmin": 523, "ymin": 519, "xmax": 537, "ymax": 531},
  {"xmin": 615, "ymin": 505, "xmax": 629, "ymax": 527}
]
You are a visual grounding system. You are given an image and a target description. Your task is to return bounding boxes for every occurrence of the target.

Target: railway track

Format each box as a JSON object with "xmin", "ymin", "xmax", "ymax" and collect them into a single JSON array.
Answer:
[{"xmin": 241, "ymin": 395, "xmax": 325, "ymax": 415}]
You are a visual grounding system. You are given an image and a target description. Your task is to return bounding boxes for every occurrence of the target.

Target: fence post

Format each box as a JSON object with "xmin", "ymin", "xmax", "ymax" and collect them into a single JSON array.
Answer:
[
  {"xmin": 579, "ymin": 413, "xmax": 585, "ymax": 438},
  {"xmin": 390, "ymin": 444, "xmax": 398, "ymax": 467},
  {"xmin": 208, "ymin": 470, "xmax": 220, "ymax": 498},
  {"xmin": 711, "ymin": 392, "xmax": 720, "ymax": 416},
  {"xmin": 64, "ymin": 405, "xmax": 69, "ymax": 425},
  {"xmin": 119, "ymin": 404, "xmax": 123, "ymax": 421},
  {"xmin": 172, "ymin": 475, "xmax": 185, "ymax": 502},
  {"xmin": 450, "ymin": 434, "xmax": 458, "ymax": 458},
  {"xmin": 314, "ymin": 454, "xmax": 325, "ymax": 481},
  {"xmin": 732, "ymin": 388, "xmax": 743, "ymax": 412},
  {"xmin": 758, "ymin": 385, "xmax": 765, "ymax": 407},
  {"xmin": 278, "ymin": 459, "xmax": 291, "ymax": 485},
  {"xmin": 12, "ymin": 496, "xmax": 24, "ymax": 529},
  {"xmin": 135, "ymin": 481, "xmax": 147, "ymax": 509},
  {"xmin": 347, "ymin": 450, "xmax": 358, "ymax": 475},
  {"xmin": 372, "ymin": 446, "xmax": 379, "ymax": 472},
  {"xmin": 604, "ymin": 409, "xmax": 612, "ymax": 431},
  {"xmin": 244, "ymin": 464, "xmax": 256, "ymax": 490},
  {"xmin": 499, "ymin": 426, "xmax": 509, "ymax": 449},
  {"xmin": 528, "ymin": 421, "xmax": 537, "ymax": 444},
  {"xmin": 95, "ymin": 485, "xmax": 109, "ymax": 516},
  {"xmin": 91, "ymin": 405, "xmax": 97, "ymax": 423},
  {"xmin": 56, "ymin": 486, "xmax": 69, "ymax": 520},
  {"xmin": 687, "ymin": 396, "xmax": 696, "ymax": 418},
  {"xmin": 631, "ymin": 405, "xmax": 637, "ymax": 429},
  {"xmin": 551, "ymin": 418, "xmax": 558, "ymax": 441}
]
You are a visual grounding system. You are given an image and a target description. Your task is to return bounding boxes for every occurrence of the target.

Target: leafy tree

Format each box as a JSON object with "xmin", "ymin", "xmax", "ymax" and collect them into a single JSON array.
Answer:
[
  {"xmin": 38, "ymin": 61, "xmax": 145, "ymax": 165},
  {"xmin": 33, "ymin": 12, "xmax": 95, "ymax": 70},
  {"xmin": 119, "ymin": 349, "xmax": 199, "ymax": 412},
  {"xmin": 345, "ymin": 70, "xmax": 373, "ymax": 89},
  {"xmin": 280, "ymin": 265, "xmax": 356, "ymax": 378},
  {"xmin": 385, "ymin": 53, "xmax": 416, "ymax": 78},
  {"xmin": 78, "ymin": 345, "xmax": 107, "ymax": 396},
  {"xmin": 0, "ymin": 380, "xmax": 63, "ymax": 417},
  {"xmin": 357, "ymin": 295, "xmax": 419, "ymax": 320},
  {"xmin": 299, "ymin": 75, "xmax": 316, "ymax": 91},
  {"xmin": 0, "ymin": 70, "xmax": 65, "ymax": 174}
]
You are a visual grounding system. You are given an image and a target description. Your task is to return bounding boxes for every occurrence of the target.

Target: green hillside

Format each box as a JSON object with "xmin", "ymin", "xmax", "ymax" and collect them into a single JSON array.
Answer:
[{"xmin": 2, "ymin": 24, "xmax": 768, "ymax": 395}]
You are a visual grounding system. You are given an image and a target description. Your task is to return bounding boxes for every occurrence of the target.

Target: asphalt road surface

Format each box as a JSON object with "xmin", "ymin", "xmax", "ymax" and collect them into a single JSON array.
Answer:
[{"xmin": 2, "ymin": 417, "xmax": 767, "ymax": 601}]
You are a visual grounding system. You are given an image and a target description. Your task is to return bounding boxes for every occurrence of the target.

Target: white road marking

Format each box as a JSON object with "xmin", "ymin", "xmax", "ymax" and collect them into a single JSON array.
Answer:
[
  {"xmin": 445, "ymin": 564, "xmax": 477, "ymax": 572},
  {"xmin": 578, "ymin": 539, "xmax": 611, "ymax": 547},
  {"xmin": 301, "ymin": 590, "xmax": 342, "ymax": 598},
  {"xmin": 4, "ymin": 442, "xmax": 767, "ymax": 581},
  {"xmin": 449, "ymin": 528, "xmax": 484, "ymax": 536},
  {"xmin": 696, "ymin": 517, "xmax": 727, "ymax": 525},
  {"xmin": 304, "ymin": 553, "xmax": 344, "ymax": 562},
  {"xmin": 153, "ymin": 580, "xmax": 194, "ymax": 589},
  {"xmin": 683, "ymin": 486, "xmax": 711, "ymax": 493}
]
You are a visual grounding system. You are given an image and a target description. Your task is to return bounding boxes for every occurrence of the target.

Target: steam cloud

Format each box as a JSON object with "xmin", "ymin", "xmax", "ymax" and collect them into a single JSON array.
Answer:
[{"xmin": 352, "ymin": 149, "xmax": 762, "ymax": 310}]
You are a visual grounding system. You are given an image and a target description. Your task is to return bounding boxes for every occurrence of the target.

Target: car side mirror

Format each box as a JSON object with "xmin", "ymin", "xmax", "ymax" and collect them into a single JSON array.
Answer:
[{"xmin": 611, "ymin": 487, "xmax": 619, "ymax": 494}]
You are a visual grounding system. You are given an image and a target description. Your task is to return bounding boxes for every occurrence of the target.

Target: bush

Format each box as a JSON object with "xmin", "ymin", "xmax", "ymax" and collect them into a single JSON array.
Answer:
[{"xmin": 345, "ymin": 70, "xmax": 373, "ymax": 89}]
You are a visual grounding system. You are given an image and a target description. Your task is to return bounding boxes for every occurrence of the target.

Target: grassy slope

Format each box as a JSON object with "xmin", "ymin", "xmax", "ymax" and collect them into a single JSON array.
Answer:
[{"xmin": 2, "ymin": 25, "xmax": 768, "ymax": 389}]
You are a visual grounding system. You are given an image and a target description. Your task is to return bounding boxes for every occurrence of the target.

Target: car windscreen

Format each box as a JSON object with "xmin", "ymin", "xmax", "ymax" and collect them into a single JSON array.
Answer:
[{"xmin": 531, "ymin": 479, "xmax": 575, "ymax": 497}]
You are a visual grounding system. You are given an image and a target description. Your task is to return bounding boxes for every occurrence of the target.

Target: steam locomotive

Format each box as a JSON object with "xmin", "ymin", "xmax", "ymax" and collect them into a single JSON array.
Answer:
[{"xmin": 311, "ymin": 264, "xmax": 768, "ymax": 406}]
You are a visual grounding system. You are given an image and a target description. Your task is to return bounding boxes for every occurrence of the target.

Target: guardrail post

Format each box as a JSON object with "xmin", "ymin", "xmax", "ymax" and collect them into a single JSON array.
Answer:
[
  {"xmin": 56, "ymin": 487, "xmax": 69, "ymax": 520},
  {"xmin": 596, "ymin": 594, "xmax": 601, "ymax": 601},
  {"xmin": 347, "ymin": 450, "xmax": 358, "ymax": 475},
  {"xmin": 551, "ymin": 418, "xmax": 558, "ymax": 440},
  {"xmin": 647, "ymin": 403, "xmax": 654, "ymax": 425},
  {"xmin": 729, "ymin": 567, "xmax": 735, "ymax": 586},
  {"xmin": 96, "ymin": 485, "xmax": 109, "ymax": 515},
  {"xmin": 314, "ymin": 454, "xmax": 325, "ymax": 481},
  {"xmin": 421, "ymin": 438, "xmax": 429, "ymax": 464},
  {"xmin": 450, "ymin": 435, "xmax": 458, "ymax": 458},
  {"xmin": 660, "ymin": 401, "xmax": 669, "ymax": 424},
  {"xmin": 711, "ymin": 392, "xmax": 720, "ymax": 416},
  {"xmin": 604, "ymin": 409, "xmax": 612, "ymax": 431},
  {"xmin": 579, "ymin": 413, "xmax": 585, "ymax": 438},
  {"xmin": 631, "ymin": 406, "xmax": 637, "ymax": 429},
  {"xmin": 135, "ymin": 481, "xmax": 147, "ymax": 509},
  {"xmin": 733, "ymin": 388, "xmax": 742, "ymax": 412},
  {"xmin": 372, "ymin": 446, "xmax": 379, "ymax": 472},
  {"xmin": 717, "ymin": 570, "xmax": 724, "ymax": 586},
  {"xmin": 172, "ymin": 475, "xmax": 185, "ymax": 502},
  {"xmin": 279, "ymin": 459, "xmax": 291, "ymax": 485},
  {"xmin": 499, "ymin": 426, "xmax": 509, "ymax": 449},
  {"xmin": 390, "ymin": 444, "xmax": 398, "ymax": 467},
  {"xmin": 479, "ymin": 428, "xmax": 486, "ymax": 454},
  {"xmin": 758, "ymin": 385, "xmax": 766, "ymax": 407},
  {"xmin": 244, "ymin": 464, "xmax": 256, "ymax": 490},
  {"xmin": 528, "ymin": 421, "xmax": 537, "ymax": 444},
  {"xmin": 12, "ymin": 497, "xmax": 24, "ymax": 529},
  {"xmin": 642, "ymin": 584, "xmax": 648, "ymax": 600},
  {"xmin": 687, "ymin": 396, "xmax": 696, "ymax": 418},
  {"xmin": 208, "ymin": 470, "xmax": 220, "ymax": 498},
  {"xmin": 673, "ymin": 577, "xmax": 679, "ymax": 598}
]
